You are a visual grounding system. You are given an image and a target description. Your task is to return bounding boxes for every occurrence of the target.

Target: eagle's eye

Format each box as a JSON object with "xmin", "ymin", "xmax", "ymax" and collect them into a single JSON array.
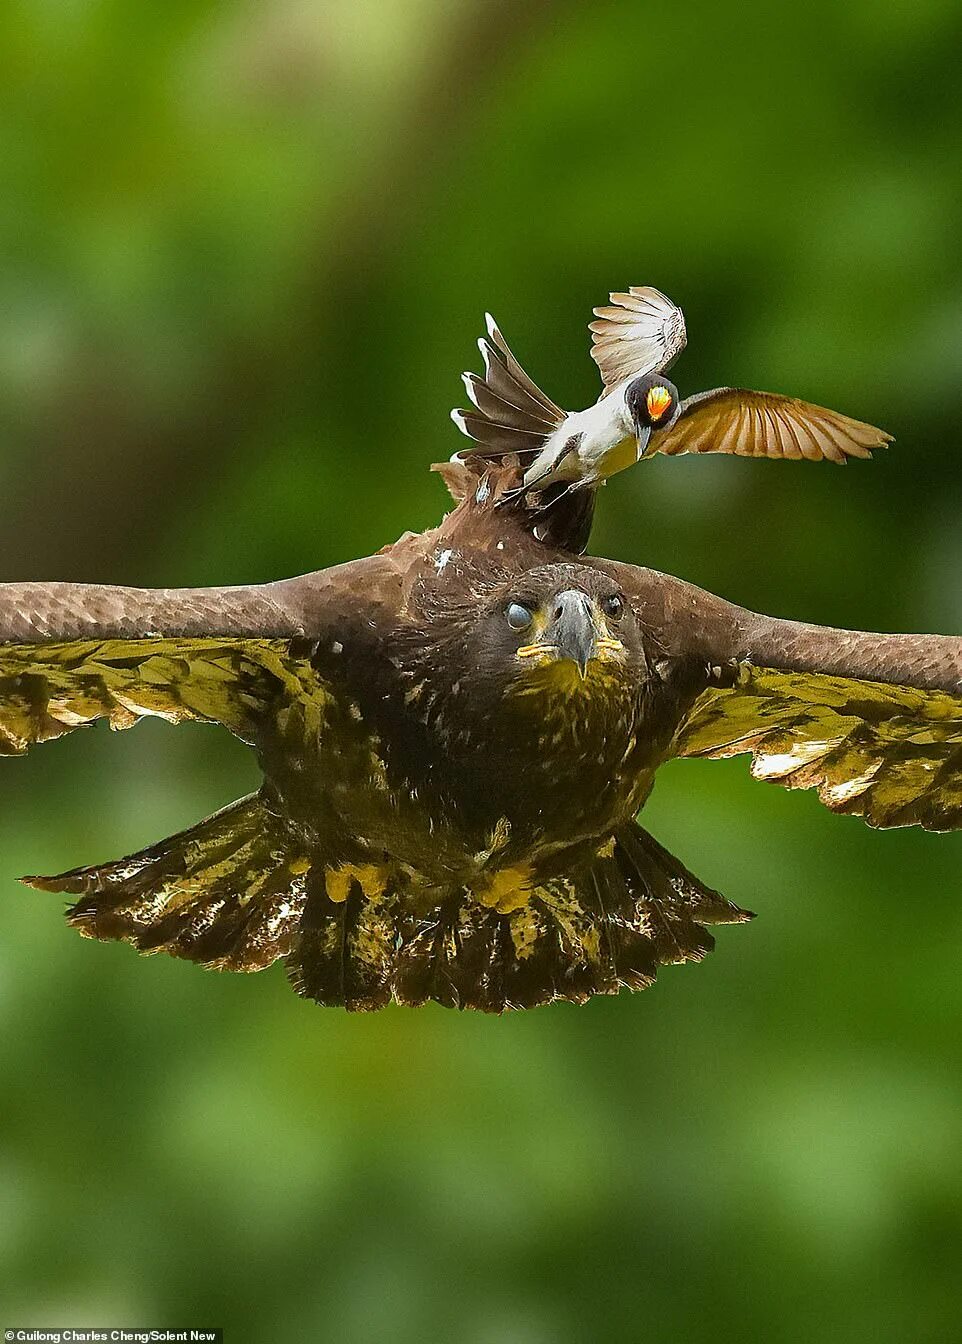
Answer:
[
  {"xmin": 505, "ymin": 601, "xmax": 533, "ymax": 631},
  {"xmin": 601, "ymin": 593, "xmax": 625, "ymax": 621}
]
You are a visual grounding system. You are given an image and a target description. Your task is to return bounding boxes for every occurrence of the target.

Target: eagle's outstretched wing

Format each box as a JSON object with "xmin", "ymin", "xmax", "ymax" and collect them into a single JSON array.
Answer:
[
  {"xmin": 652, "ymin": 387, "xmax": 891, "ymax": 464},
  {"xmin": 588, "ymin": 286, "xmax": 687, "ymax": 391},
  {"xmin": 0, "ymin": 559, "xmax": 387, "ymax": 751},
  {"xmin": 599, "ymin": 561, "xmax": 962, "ymax": 832},
  {"xmin": 0, "ymin": 557, "xmax": 415, "ymax": 983}
]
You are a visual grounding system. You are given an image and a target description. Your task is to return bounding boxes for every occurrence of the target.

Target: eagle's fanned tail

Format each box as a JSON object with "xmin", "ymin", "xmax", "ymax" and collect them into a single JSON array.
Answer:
[
  {"xmin": 288, "ymin": 822, "xmax": 751, "ymax": 1013},
  {"xmin": 388, "ymin": 824, "xmax": 751, "ymax": 1012},
  {"xmin": 23, "ymin": 798, "xmax": 751, "ymax": 1009}
]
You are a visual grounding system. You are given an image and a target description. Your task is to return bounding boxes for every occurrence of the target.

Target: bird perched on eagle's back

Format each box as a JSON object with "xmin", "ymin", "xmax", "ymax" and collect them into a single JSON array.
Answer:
[
  {"xmin": 450, "ymin": 287, "xmax": 892, "ymax": 493},
  {"xmin": 0, "ymin": 347, "xmax": 957, "ymax": 1014}
]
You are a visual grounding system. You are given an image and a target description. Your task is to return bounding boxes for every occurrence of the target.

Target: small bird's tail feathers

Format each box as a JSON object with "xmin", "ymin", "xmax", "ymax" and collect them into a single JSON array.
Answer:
[{"xmin": 450, "ymin": 313, "xmax": 563, "ymax": 462}]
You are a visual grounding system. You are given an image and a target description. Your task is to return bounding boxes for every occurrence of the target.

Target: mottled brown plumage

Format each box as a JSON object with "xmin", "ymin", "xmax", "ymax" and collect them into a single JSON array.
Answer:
[{"xmin": 1, "ymin": 456, "xmax": 959, "ymax": 1011}]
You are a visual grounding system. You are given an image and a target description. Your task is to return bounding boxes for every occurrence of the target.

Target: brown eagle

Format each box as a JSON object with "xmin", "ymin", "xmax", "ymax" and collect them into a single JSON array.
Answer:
[{"xmin": 1, "ymin": 406, "xmax": 959, "ymax": 1012}]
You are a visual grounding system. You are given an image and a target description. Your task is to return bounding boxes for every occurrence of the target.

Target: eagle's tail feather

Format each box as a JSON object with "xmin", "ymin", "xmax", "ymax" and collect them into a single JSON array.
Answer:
[
  {"xmin": 285, "ymin": 823, "xmax": 753, "ymax": 1013},
  {"xmin": 22, "ymin": 790, "xmax": 305, "ymax": 972},
  {"xmin": 390, "ymin": 824, "xmax": 752, "ymax": 1012},
  {"xmin": 23, "ymin": 808, "xmax": 753, "ymax": 1010},
  {"xmin": 448, "ymin": 313, "xmax": 564, "ymax": 465}
]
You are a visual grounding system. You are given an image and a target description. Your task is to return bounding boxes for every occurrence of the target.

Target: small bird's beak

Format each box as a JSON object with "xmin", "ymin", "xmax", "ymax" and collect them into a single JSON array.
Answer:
[
  {"xmin": 633, "ymin": 425, "xmax": 653, "ymax": 460},
  {"xmin": 544, "ymin": 590, "xmax": 598, "ymax": 677}
]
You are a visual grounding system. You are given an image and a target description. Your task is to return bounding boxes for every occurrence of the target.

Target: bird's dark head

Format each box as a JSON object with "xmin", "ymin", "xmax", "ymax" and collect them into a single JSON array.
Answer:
[
  {"xmin": 625, "ymin": 373, "xmax": 680, "ymax": 445},
  {"xmin": 466, "ymin": 563, "xmax": 648, "ymax": 701},
  {"xmin": 388, "ymin": 561, "xmax": 668, "ymax": 812}
]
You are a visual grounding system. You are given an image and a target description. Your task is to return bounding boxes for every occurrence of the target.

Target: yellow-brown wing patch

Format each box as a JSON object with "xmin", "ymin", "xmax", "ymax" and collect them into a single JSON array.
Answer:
[
  {"xmin": 659, "ymin": 388, "xmax": 890, "ymax": 462},
  {"xmin": 24, "ymin": 792, "xmax": 304, "ymax": 972},
  {"xmin": 674, "ymin": 666, "xmax": 962, "ymax": 830},
  {"xmin": 0, "ymin": 637, "xmax": 331, "ymax": 751}
]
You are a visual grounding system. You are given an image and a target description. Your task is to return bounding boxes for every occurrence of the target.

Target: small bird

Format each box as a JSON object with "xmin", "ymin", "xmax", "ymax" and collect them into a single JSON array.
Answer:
[{"xmin": 450, "ymin": 287, "xmax": 892, "ymax": 491}]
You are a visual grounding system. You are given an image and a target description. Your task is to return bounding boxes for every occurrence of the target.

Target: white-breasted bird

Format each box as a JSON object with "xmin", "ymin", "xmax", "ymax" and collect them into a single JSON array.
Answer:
[{"xmin": 450, "ymin": 286, "xmax": 891, "ymax": 492}]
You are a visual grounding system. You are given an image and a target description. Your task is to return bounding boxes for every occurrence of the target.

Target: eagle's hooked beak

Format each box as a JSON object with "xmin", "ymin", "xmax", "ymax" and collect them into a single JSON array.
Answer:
[{"xmin": 544, "ymin": 590, "xmax": 598, "ymax": 678}]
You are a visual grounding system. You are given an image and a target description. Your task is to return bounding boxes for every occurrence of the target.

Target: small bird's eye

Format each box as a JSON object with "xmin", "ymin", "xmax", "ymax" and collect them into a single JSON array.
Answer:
[
  {"xmin": 505, "ymin": 601, "xmax": 533, "ymax": 631},
  {"xmin": 601, "ymin": 593, "xmax": 625, "ymax": 620}
]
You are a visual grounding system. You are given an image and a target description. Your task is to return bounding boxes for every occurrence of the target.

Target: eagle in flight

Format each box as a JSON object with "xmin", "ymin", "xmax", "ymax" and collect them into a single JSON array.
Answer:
[{"xmin": 2, "ymin": 297, "xmax": 959, "ymax": 1011}]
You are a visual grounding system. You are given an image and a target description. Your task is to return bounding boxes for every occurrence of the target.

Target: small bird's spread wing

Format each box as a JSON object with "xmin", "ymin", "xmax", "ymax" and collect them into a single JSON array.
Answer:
[
  {"xmin": 598, "ymin": 562, "xmax": 962, "ymax": 831},
  {"xmin": 589, "ymin": 286, "xmax": 687, "ymax": 391},
  {"xmin": 653, "ymin": 387, "xmax": 891, "ymax": 463},
  {"xmin": 450, "ymin": 314, "xmax": 564, "ymax": 460}
]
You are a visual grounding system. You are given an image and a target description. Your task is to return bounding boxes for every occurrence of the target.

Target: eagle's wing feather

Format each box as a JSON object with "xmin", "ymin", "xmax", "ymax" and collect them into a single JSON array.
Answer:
[
  {"xmin": 675, "ymin": 667, "xmax": 962, "ymax": 831},
  {"xmin": 0, "ymin": 635, "xmax": 325, "ymax": 751},
  {"xmin": 0, "ymin": 556, "xmax": 409, "ymax": 981},
  {"xmin": 656, "ymin": 387, "xmax": 891, "ymax": 463},
  {"xmin": 589, "ymin": 286, "xmax": 687, "ymax": 391},
  {"xmin": 0, "ymin": 558, "xmax": 389, "ymax": 750},
  {"xmin": 597, "ymin": 561, "xmax": 962, "ymax": 831}
]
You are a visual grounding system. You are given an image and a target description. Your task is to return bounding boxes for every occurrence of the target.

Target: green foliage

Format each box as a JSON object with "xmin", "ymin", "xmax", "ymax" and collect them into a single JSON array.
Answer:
[{"xmin": 0, "ymin": 1, "xmax": 960, "ymax": 1339}]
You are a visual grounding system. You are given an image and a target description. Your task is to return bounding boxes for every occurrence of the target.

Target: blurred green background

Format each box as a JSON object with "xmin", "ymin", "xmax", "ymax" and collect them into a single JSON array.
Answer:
[{"xmin": 1, "ymin": 1, "xmax": 961, "ymax": 1339}]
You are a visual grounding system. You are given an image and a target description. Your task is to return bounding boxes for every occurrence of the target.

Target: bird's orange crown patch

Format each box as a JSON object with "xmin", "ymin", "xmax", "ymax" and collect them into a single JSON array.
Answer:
[{"xmin": 646, "ymin": 385, "xmax": 673, "ymax": 421}]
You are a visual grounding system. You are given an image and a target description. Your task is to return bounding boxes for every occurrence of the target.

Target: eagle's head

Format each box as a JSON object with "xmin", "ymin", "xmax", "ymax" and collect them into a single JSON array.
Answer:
[
  {"xmin": 466, "ymin": 563, "xmax": 651, "ymax": 701},
  {"xmin": 391, "ymin": 562, "xmax": 667, "ymax": 755},
  {"xmin": 385, "ymin": 561, "xmax": 671, "ymax": 832}
]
